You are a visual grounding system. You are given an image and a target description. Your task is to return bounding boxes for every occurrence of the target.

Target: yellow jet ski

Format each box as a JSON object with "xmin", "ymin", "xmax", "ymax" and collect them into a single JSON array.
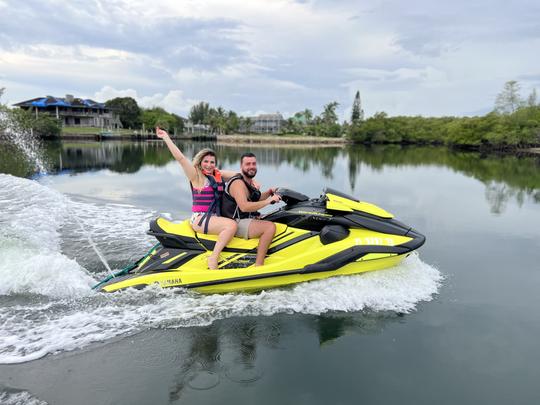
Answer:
[{"xmin": 93, "ymin": 188, "xmax": 425, "ymax": 294}]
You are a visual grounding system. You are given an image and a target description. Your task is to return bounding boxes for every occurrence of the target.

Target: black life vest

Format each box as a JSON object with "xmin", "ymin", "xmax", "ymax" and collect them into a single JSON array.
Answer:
[{"xmin": 221, "ymin": 174, "xmax": 262, "ymax": 219}]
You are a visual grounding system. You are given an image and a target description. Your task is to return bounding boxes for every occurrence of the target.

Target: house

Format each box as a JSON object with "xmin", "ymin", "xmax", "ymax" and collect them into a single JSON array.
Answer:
[
  {"xmin": 13, "ymin": 94, "xmax": 123, "ymax": 129},
  {"xmin": 184, "ymin": 121, "xmax": 212, "ymax": 135},
  {"xmin": 249, "ymin": 113, "xmax": 286, "ymax": 134}
]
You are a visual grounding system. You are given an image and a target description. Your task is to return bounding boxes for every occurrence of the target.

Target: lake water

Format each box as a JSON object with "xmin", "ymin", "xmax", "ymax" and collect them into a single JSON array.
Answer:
[{"xmin": 0, "ymin": 140, "xmax": 539, "ymax": 405}]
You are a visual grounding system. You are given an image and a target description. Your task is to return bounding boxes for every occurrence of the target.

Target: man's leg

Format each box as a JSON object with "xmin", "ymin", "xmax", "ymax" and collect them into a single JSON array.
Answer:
[{"xmin": 247, "ymin": 220, "xmax": 276, "ymax": 266}]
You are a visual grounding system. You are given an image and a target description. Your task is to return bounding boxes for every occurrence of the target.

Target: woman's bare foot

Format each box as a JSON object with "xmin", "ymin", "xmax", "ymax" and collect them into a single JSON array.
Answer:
[{"xmin": 207, "ymin": 255, "xmax": 219, "ymax": 270}]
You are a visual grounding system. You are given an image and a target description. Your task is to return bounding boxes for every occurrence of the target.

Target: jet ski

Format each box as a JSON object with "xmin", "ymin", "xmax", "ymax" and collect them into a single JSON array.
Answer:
[{"xmin": 93, "ymin": 188, "xmax": 425, "ymax": 294}]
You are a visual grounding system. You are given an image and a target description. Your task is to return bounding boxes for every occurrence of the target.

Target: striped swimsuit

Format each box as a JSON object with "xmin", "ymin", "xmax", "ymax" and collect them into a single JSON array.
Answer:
[{"xmin": 190, "ymin": 171, "xmax": 224, "ymax": 233}]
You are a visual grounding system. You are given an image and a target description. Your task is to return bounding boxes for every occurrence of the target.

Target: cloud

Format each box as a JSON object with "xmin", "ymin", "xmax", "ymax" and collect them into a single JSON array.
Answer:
[
  {"xmin": 139, "ymin": 90, "xmax": 197, "ymax": 115},
  {"xmin": 0, "ymin": 1, "xmax": 246, "ymax": 70},
  {"xmin": 1, "ymin": 0, "xmax": 539, "ymax": 117},
  {"xmin": 94, "ymin": 86, "xmax": 197, "ymax": 115},
  {"xmin": 343, "ymin": 66, "xmax": 447, "ymax": 86},
  {"xmin": 94, "ymin": 86, "xmax": 139, "ymax": 101}
]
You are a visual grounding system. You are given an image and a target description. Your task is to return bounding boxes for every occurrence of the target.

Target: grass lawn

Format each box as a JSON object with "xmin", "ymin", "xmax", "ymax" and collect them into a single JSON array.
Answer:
[{"xmin": 62, "ymin": 126, "xmax": 136, "ymax": 135}]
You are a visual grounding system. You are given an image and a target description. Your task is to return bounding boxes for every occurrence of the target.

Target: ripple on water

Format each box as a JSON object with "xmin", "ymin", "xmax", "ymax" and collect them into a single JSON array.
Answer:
[
  {"xmin": 185, "ymin": 370, "xmax": 220, "ymax": 390},
  {"xmin": 224, "ymin": 363, "xmax": 265, "ymax": 384}
]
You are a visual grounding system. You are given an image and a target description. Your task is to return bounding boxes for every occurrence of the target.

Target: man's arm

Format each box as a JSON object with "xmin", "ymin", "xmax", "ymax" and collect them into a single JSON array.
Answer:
[
  {"xmin": 229, "ymin": 181, "xmax": 280, "ymax": 212},
  {"xmin": 260, "ymin": 187, "xmax": 278, "ymax": 200}
]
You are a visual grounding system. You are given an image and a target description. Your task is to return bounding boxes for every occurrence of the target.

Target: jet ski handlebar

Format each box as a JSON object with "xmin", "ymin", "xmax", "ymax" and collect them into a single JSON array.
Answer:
[
  {"xmin": 273, "ymin": 188, "xmax": 310, "ymax": 205},
  {"xmin": 272, "ymin": 187, "xmax": 360, "ymax": 206}
]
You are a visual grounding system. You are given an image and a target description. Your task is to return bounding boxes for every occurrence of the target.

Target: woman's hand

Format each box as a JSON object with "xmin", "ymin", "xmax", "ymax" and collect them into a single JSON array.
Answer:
[{"xmin": 156, "ymin": 127, "xmax": 169, "ymax": 139}]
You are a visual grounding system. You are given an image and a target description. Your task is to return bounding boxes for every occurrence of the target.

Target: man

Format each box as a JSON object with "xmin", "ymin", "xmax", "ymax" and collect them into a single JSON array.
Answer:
[{"xmin": 221, "ymin": 152, "xmax": 281, "ymax": 266}]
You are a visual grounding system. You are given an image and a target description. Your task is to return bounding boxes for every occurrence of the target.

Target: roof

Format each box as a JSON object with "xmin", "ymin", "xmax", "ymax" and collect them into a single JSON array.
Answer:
[
  {"xmin": 13, "ymin": 96, "xmax": 107, "ymax": 109},
  {"xmin": 250, "ymin": 113, "xmax": 285, "ymax": 120}
]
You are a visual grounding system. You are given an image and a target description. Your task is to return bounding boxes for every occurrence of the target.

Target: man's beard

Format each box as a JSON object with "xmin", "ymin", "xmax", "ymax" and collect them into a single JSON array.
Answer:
[{"xmin": 242, "ymin": 168, "xmax": 257, "ymax": 179}]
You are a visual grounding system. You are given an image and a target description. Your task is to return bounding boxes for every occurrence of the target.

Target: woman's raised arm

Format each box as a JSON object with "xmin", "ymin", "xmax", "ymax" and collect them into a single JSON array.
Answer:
[{"xmin": 156, "ymin": 128, "xmax": 198, "ymax": 182}]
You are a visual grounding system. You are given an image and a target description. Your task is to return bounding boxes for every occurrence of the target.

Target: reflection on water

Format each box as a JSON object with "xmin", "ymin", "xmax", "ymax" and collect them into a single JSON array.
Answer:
[
  {"xmin": 167, "ymin": 312, "xmax": 399, "ymax": 401},
  {"xmin": 1, "ymin": 140, "xmax": 538, "ymax": 213},
  {"xmin": 169, "ymin": 319, "xmax": 265, "ymax": 400},
  {"xmin": 0, "ymin": 311, "xmax": 403, "ymax": 404}
]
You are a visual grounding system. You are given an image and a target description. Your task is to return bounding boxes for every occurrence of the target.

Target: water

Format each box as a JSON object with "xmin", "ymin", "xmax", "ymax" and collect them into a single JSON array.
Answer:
[{"xmin": 0, "ymin": 139, "xmax": 539, "ymax": 404}]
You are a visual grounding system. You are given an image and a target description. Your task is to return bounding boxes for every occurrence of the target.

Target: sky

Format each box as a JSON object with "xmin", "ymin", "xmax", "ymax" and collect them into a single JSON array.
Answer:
[{"xmin": 0, "ymin": 0, "xmax": 539, "ymax": 120}]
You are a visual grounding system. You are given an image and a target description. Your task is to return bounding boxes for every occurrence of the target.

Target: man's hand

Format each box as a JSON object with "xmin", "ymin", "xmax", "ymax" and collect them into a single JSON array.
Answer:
[{"xmin": 268, "ymin": 193, "xmax": 281, "ymax": 204}]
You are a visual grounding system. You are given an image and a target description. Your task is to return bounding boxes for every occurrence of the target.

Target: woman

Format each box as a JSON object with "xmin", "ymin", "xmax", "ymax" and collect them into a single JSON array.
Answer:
[{"xmin": 156, "ymin": 127, "xmax": 237, "ymax": 269}]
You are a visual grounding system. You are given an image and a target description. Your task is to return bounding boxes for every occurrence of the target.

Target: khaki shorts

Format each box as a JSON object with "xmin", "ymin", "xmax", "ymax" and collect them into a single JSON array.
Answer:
[{"xmin": 235, "ymin": 218, "xmax": 253, "ymax": 239}]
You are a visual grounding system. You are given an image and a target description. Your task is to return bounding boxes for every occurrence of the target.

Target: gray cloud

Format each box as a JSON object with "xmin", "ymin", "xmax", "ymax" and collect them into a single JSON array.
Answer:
[
  {"xmin": 518, "ymin": 74, "xmax": 540, "ymax": 82},
  {"xmin": 360, "ymin": 0, "xmax": 540, "ymax": 57},
  {"xmin": 0, "ymin": 1, "xmax": 247, "ymax": 70},
  {"xmin": 1, "ymin": 0, "xmax": 539, "ymax": 117}
]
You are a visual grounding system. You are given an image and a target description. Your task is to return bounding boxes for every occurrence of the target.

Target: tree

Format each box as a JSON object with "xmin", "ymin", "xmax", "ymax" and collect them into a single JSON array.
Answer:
[
  {"xmin": 171, "ymin": 113, "xmax": 185, "ymax": 133},
  {"xmin": 302, "ymin": 108, "xmax": 313, "ymax": 123},
  {"xmin": 351, "ymin": 90, "xmax": 364, "ymax": 123},
  {"xmin": 0, "ymin": 87, "xmax": 6, "ymax": 132},
  {"xmin": 33, "ymin": 114, "xmax": 62, "ymax": 137},
  {"xmin": 322, "ymin": 101, "xmax": 339, "ymax": 124},
  {"xmin": 105, "ymin": 97, "xmax": 142, "ymax": 128},
  {"xmin": 225, "ymin": 110, "xmax": 240, "ymax": 133},
  {"xmin": 0, "ymin": 87, "xmax": 6, "ymax": 120},
  {"xmin": 527, "ymin": 88, "xmax": 538, "ymax": 107},
  {"xmin": 213, "ymin": 106, "xmax": 227, "ymax": 134},
  {"xmin": 189, "ymin": 102, "xmax": 210, "ymax": 124},
  {"xmin": 242, "ymin": 117, "xmax": 253, "ymax": 134},
  {"xmin": 141, "ymin": 107, "xmax": 183, "ymax": 133},
  {"xmin": 495, "ymin": 80, "xmax": 522, "ymax": 114},
  {"xmin": 292, "ymin": 109, "xmax": 313, "ymax": 127},
  {"xmin": 6, "ymin": 108, "xmax": 61, "ymax": 137}
]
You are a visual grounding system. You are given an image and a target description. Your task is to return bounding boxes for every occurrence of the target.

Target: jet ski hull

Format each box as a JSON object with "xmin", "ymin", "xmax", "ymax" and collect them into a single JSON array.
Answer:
[
  {"xmin": 96, "ymin": 216, "xmax": 424, "ymax": 293},
  {"xmin": 100, "ymin": 254, "xmax": 407, "ymax": 294}
]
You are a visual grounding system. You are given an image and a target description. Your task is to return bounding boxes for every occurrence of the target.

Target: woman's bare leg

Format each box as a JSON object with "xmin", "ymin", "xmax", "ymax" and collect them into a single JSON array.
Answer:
[{"xmin": 192, "ymin": 216, "xmax": 237, "ymax": 269}]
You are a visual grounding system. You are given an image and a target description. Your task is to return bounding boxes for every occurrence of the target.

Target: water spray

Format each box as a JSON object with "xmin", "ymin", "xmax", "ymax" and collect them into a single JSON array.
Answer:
[
  {"xmin": 1, "ymin": 115, "xmax": 117, "ymax": 281},
  {"xmin": 71, "ymin": 212, "xmax": 116, "ymax": 278}
]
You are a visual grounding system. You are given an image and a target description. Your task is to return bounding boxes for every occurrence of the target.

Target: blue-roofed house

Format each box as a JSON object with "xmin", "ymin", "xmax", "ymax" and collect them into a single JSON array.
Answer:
[{"xmin": 13, "ymin": 94, "xmax": 123, "ymax": 129}]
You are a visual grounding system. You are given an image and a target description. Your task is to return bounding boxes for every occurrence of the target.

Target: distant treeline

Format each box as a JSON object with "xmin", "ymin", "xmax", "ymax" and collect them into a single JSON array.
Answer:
[
  {"xmin": 345, "ymin": 106, "xmax": 540, "ymax": 148},
  {"xmin": 345, "ymin": 81, "xmax": 540, "ymax": 149},
  {"xmin": 105, "ymin": 98, "xmax": 344, "ymax": 137},
  {"xmin": 105, "ymin": 80, "xmax": 540, "ymax": 149},
  {"xmin": 2, "ymin": 81, "xmax": 540, "ymax": 149}
]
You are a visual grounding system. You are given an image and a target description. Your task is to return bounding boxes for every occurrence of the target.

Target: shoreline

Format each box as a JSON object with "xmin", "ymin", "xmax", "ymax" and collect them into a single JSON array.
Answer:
[
  {"xmin": 49, "ymin": 132, "xmax": 351, "ymax": 146},
  {"xmin": 3, "ymin": 131, "xmax": 539, "ymax": 154},
  {"xmin": 59, "ymin": 132, "xmax": 214, "ymax": 141},
  {"xmin": 216, "ymin": 134, "xmax": 349, "ymax": 146}
]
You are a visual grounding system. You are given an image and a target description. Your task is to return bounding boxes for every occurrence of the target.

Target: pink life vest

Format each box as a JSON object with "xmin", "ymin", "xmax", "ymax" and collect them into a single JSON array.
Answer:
[{"xmin": 191, "ymin": 169, "xmax": 224, "ymax": 213}]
